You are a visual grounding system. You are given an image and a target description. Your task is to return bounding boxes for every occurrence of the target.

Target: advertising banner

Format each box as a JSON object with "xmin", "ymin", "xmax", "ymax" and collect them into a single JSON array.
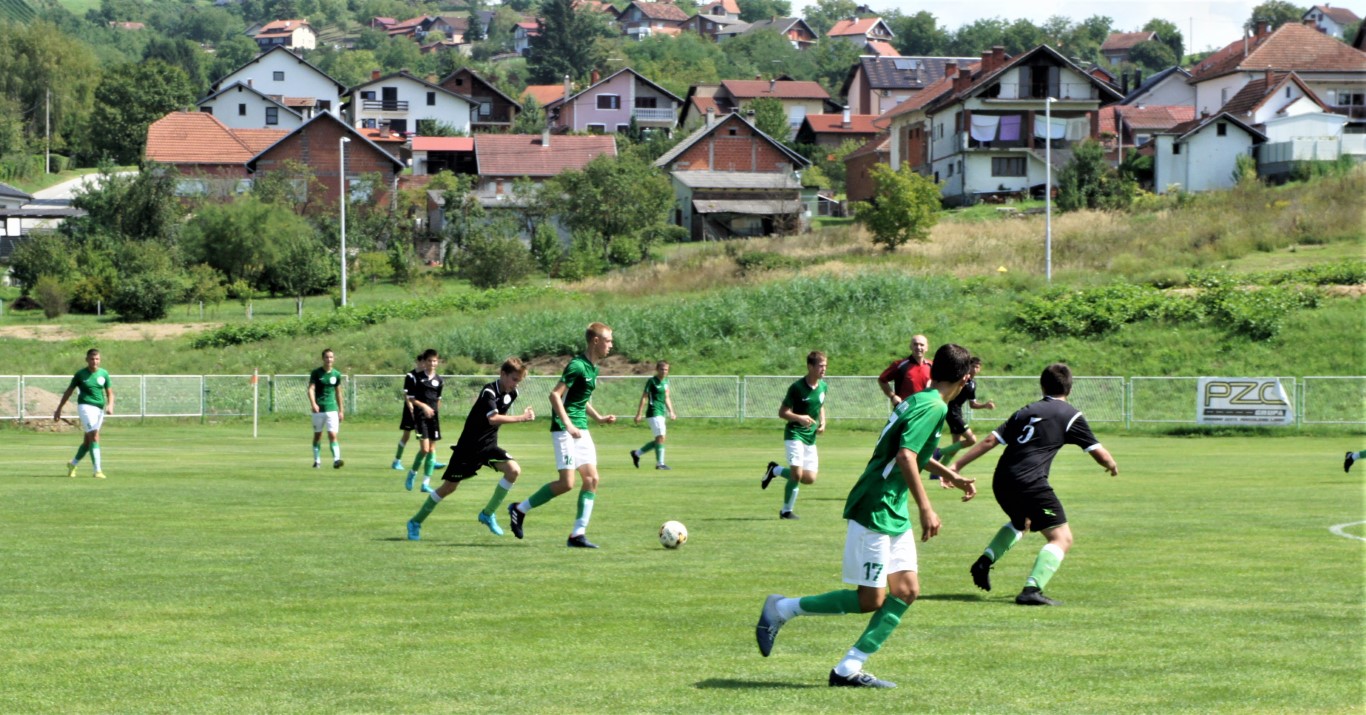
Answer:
[{"xmin": 1196, "ymin": 377, "xmax": 1294, "ymax": 426}]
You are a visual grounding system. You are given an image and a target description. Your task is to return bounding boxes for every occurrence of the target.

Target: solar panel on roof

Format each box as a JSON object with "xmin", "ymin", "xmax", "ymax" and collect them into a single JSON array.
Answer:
[{"xmin": 892, "ymin": 59, "xmax": 912, "ymax": 69}]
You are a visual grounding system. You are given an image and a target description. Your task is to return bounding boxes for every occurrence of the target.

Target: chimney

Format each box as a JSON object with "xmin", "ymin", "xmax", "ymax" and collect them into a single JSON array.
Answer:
[
  {"xmin": 591, "ymin": 68, "xmax": 600, "ymax": 85},
  {"xmin": 247, "ymin": 78, "xmax": 253, "ymax": 88},
  {"xmin": 944, "ymin": 61, "xmax": 958, "ymax": 79},
  {"xmin": 1256, "ymin": 21, "xmax": 1270, "ymax": 36},
  {"xmin": 1265, "ymin": 66, "xmax": 1274, "ymax": 85},
  {"xmin": 1303, "ymin": 18, "xmax": 1317, "ymax": 26},
  {"xmin": 563, "ymin": 74, "xmax": 572, "ymax": 102},
  {"xmin": 992, "ymin": 46, "xmax": 1005, "ymax": 70},
  {"xmin": 755, "ymin": 74, "xmax": 762, "ymax": 80},
  {"xmin": 981, "ymin": 50, "xmax": 993, "ymax": 74},
  {"xmin": 372, "ymin": 69, "xmax": 381, "ymax": 81},
  {"xmin": 705, "ymin": 106, "xmax": 715, "ymax": 126},
  {"xmin": 955, "ymin": 68, "xmax": 972, "ymax": 93},
  {"xmin": 1121, "ymin": 72, "xmax": 1129, "ymax": 95},
  {"xmin": 541, "ymin": 127, "xmax": 550, "ymax": 148},
  {"xmin": 842, "ymin": 105, "xmax": 851, "ymax": 126},
  {"xmin": 769, "ymin": 78, "xmax": 777, "ymax": 93},
  {"xmin": 1134, "ymin": 69, "xmax": 1142, "ymax": 87}
]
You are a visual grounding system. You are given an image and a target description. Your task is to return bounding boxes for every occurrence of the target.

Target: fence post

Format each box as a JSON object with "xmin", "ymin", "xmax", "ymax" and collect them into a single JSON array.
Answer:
[
  {"xmin": 139, "ymin": 376, "xmax": 146, "ymax": 421},
  {"xmin": 200, "ymin": 375, "xmax": 207, "ymax": 424},
  {"xmin": 18, "ymin": 375, "xmax": 24, "ymax": 421},
  {"xmin": 1125, "ymin": 378, "xmax": 1132, "ymax": 430},
  {"xmin": 268, "ymin": 376, "xmax": 276, "ymax": 414},
  {"xmin": 739, "ymin": 377, "xmax": 746, "ymax": 423}
]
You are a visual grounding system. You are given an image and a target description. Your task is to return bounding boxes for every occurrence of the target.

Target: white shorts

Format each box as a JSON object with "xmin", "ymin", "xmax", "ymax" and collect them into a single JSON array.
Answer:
[
  {"xmin": 312, "ymin": 411, "xmax": 340, "ymax": 434},
  {"xmin": 842, "ymin": 520, "xmax": 918, "ymax": 587},
  {"xmin": 647, "ymin": 416, "xmax": 667, "ymax": 438},
  {"xmin": 77, "ymin": 404, "xmax": 105, "ymax": 433},
  {"xmin": 784, "ymin": 440, "xmax": 819, "ymax": 472},
  {"xmin": 551, "ymin": 430, "xmax": 597, "ymax": 471}
]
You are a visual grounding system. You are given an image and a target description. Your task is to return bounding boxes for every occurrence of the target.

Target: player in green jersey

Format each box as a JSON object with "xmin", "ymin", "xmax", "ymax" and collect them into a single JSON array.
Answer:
[
  {"xmin": 760, "ymin": 351, "xmax": 828, "ymax": 519},
  {"xmin": 754, "ymin": 344, "xmax": 977, "ymax": 688},
  {"xmin": 631, "ymin": 360, "xmax": 676, "ymax": 470},
  {"xmin": 507, "ymin": 322, "xmax": 617, "ymax": 548},
  {"xmin": 54, "ymin": 348, "xmax": 115, "ymax": 479},
  {"xmin": 308, "ymin": 348, "xmax": 345, "ymax": 469}
]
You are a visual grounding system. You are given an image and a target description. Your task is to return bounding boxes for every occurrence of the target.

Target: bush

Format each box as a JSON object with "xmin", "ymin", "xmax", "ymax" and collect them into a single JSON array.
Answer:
[
  {"xmin": 1056, "ymin": 139, "xmax": 1137, "ymax": 212},
  {"xmin": 389, "ymin": 239, "xmax": 418, "ymax": 285},
  {"xmin": 33, "ymin": 275, "xmax": 70, "ymax": 318},
  {"xmin": 1012, "ymin": 283, "xmax": 1177, "ymax": 338},
  {"xmin": 9, "ymin": 233, "xmax": 75, "ymax": 293},
  {"xmin": 108, "ymin": 270, "xmax": 184, "ymax": 322},
  {"xmin": 457, "ymin": 228, "xmax": 534, "ymax": 289},
  {"xmin": 530, "ymin": 223, "xmax": 562, "ymax": 275},
  {"xmin": 727, "ymin": 246, "xmax": 804, "ymax": 276},
  {"xmin": 355, "ymin": 251, "xmax": 394, "ymax": 284}
]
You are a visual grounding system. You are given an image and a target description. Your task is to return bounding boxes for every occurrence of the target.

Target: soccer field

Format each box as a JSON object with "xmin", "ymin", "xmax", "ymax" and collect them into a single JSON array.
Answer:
[{"xmin": 1, "ymin": 420, "xmax": 1362, "ymax": 714}]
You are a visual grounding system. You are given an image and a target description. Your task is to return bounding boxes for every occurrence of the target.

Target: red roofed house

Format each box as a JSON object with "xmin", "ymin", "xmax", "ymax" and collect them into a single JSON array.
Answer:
[
  {"xmin": 208, "ymin": 46, "xmax": 346, "ymax": 119},
  {"xmin": 827, "ymin": 16, "xmax": 895, "ymax": 53},
  {"xmin": 145, "ymin": 112, "xmax": 280, "ymax": 198},
  {"xmin": 680, "ymin": 78, "xmax": 838, "ymax": 133},
  {"xmin": 440, "ymin": 68, "xmax": 522, "ymax": 132},
  {"xmin": 880, "ymin": 44, "xmax": 1123, "ymax": 206},
  {"xmin": 1100, "ymin": 31, "xmax": 1156, "ymax": 67},
  {"xmin": 1187, "ymin": 21, "xmax": 1366, "ymax": 122},
  {"xmin": 198, "ymin": 81, "xmax": 306, "ymax": 131},
  {"xmin": 653, "ymin": 112, "xmax": 811, "ymax": 240},
  {"xmin": 521, "ymin": 84, "xmax": 565, "ymax": 108},
  {"xmin": 618, "ymin": 0, "xmax": 689, "ymax": 40},
  {"xmin": 1303, "ymin": 4, "xmax": 1361, "ymax": 39},
  {"xmin": 248, "ymin": 112, "xmax": 405, "ymax": 211},
  {"xmin": 547, "ymin": 68, "xmax": 682, "ymax": 135},
  {"xmin": 409, "ymin": 136, "xmax": 476, "ymax": 176},
  {"xmin": 253, "ymin": 19, "xmax": 317, "ymax": 51},
  {"xmin": 698, "ymin": 0, "xmax": 740, "ymax": 20},
  {"xmin": 514, "ymin": 20, "xmax": 539, "ymax": 55},
  {"xmin": 385, "ymin": 16, "xmax": 431, "ymax": 39},
  {"xmin": 794, "ymin": 109, "xmax": 880, "ymax": 148}
]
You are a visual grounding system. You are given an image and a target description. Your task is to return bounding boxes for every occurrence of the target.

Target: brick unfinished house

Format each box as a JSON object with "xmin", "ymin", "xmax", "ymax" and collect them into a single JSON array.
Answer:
[
  {"xmin": 653, "ymin": 112, "xmax": 811, "ymax": 240},
  {"xmin": 247, "ymin": 112, "xmax": 405, "ymax": 210}
]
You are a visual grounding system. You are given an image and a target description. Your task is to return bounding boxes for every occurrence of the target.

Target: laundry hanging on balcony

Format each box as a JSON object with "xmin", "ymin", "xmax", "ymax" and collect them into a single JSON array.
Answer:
[
  {"xmin": 1033, "ymin": 117, "xmax": 1067, "ymax": 140},
  {"xmin": 969, "ymin": 115, "xmax": 1001, "ymax": 142},
  {"xmin": 997, "ymin": 115, "xmax": 1022, "ymax": 141}
]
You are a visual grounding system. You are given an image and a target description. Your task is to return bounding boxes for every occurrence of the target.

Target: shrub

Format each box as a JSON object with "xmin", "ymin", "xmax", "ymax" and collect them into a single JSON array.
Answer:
[
  {"xmin": 33, "ymin": 275, "xmax": 70, "ymax": 318},
  {"xmin": 457, "ymin": 228, "xmax": 534, "ymax": 289},
  {"xmin": 355, "ymin": 251, "xmax": 394, "ymax": 284},
  {"xmin": 530, "ymin": 223, "xmax": 562, "ymax": 275},
  {"xmin": 108, "ymin": 270, "xmax": 183, "ymax": 322},
  {"xmin": 1012, "ymin": 283, "xmax": 1179, "ymax": 338},
  {"xmin": 728, "ymin": 247, "xmax": 804, "ymax": 276}
]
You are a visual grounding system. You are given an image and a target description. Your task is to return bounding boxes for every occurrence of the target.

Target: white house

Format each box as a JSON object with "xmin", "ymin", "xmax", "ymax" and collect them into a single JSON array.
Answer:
[
  {"xmin": 346, "ymin": 70, "xmax": 477, "ymax": 135},
  {"xmin": 210, "ymin": 46, "xmax": 346, "ymax": 117},
  {"xmin": 252, "ymin": 19, "xmax": 317, "ymax": 51},
  {"xmin": 1303, "ymin": 4, "xmax": 1361, "ymax": 39},
  {"xmin": 197, "ymin": 81, "xmax": 306, "ymax": 130},
  {"xmin": 1122, "ymin": 66, "xmax": 1195, "ymax": 106},
  {"xmin": 1153, "ymin": 113, "xmax": 1267, "ymax": 193}
]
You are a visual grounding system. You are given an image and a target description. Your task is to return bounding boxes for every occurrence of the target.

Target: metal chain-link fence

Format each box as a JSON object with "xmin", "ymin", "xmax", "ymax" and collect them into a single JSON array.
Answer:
[{"xmin": 0, "ymin": 375, "xmax": 1359, "ymax": 426}]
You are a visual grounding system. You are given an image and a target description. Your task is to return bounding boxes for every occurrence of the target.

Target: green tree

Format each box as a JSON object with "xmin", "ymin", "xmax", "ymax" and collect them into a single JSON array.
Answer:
[
  {"xmin": 722, "ymin": 27, "xmax": 813, "ymax": 80},
  {"xmin": 623, "ymin": 33, "xmax": 731, "ymax": 98},
  {"xmin": 1056, "ymin": 139, "xmax": 1136, "ymax": 211},
  {"xmin": 748, "ymin": 96, "xmax": 790, "ymax": 142},
  {"xmin": 1246, "ymin": 1, "xmax": 1306, "ymax": 31},
  {"xmin": 8, "ymin": 233, "xmax": 76, "ymax": 295},
  {"xmin": 209, "ymin": 34, "xmax": 261, "ymax": 82},
  {"xmin": 1141, "ymin": 18, "xmax": 1184, "ymax": 61},
  {"xmin": 949, "ymin": 17, "xmax": 1008, "ymax": 56},
  {"xmin": 457, "ymin": 220, "xmax": 535, "ymax": 288},
  {"xmin": 738, "ymin": 0, "xmax": 791, "ymax": 23},
  {"xmin": 1126, "ymin": 40, "xmax": 1178, "ymax": 76},
  {"xmin": 809, "ymin": 36, "xmax": 862, "ymax": 95},
  {"xmin": 528, "ymin": 0, "xmax": 615, "ymax": 85},
  {"xmin": 887, "ymin": 10, "xmax": 949, "ymax": 56},
  {"xmin": 176, "ymin": 6, "xmax": 242, "ymax": 44},
  {"xmin": 512, "ymin": 95, "xmax": 547, "ymax": 134},
  {"xmin": 264, "ymin": 227, "xmax": 335, "ymax": 303},
  {"xmin": 544, "ymin": 153, "xmax": 674, "ymax": 268},
  {"xmin": 106, "ymin": 238, "xmax": 185, "ymax": 321},
  {"xmin": 65, "ymin": 166, "xmax": 185, "ymax": 245},
  {"xmin": 854, "ymin": 163, "xmax": 941, "ymax": 251},
  {"xmin": 0, "ymin": 20, "xmax": 100, "ymax": 157},
  {"xmin": 181, "ymin": 194, "xmax": 320, "ymax": 292},
  {"xmin": 802, "ymin": 0, "xmax": 857, "ymax": 37},
  {"xmin": 1066, "ymin": 15, "xmax": 1113, "ymax": 62},
  {"xmin": 89, "ymin": 60, "xmax": 197, "ymax": 164},
  {"xmin": 143, "ymin": 36, "xmax": 207, "ymax": 91},
  {"xmin": 466, "ymin": 0, "xmax": 486, "ymax": 42},
  {"xmin": 1001, "ymin": 18, "xmax": 1047, "ymax": 55}
]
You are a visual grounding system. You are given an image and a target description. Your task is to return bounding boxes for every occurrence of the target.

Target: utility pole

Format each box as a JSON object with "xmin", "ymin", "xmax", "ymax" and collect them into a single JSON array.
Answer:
[{"xmin": 45, "ymin": 87, "xmax": 50, "ymax": 174}]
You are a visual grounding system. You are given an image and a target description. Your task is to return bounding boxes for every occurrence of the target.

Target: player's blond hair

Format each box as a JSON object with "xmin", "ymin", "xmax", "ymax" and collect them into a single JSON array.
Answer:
[
  {"xmin": 501, "ymin": 357, "xmax": 528, "ymax": 377},
  {"xmin": 586, "ymin": 322, "xmax": 612, "ymax": 342}
]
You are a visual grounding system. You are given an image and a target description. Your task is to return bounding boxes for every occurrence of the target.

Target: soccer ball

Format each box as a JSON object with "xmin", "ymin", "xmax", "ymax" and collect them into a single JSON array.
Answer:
[{"xmin": 659, "ymin": 520, "xmax": 688, "ymax": 549}]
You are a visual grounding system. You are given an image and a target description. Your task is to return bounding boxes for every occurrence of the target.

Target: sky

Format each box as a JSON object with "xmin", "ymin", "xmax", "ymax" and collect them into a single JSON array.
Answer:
[{"xmin": 798, "ymin": 1, "xmax": 1366, "ymax": 53}]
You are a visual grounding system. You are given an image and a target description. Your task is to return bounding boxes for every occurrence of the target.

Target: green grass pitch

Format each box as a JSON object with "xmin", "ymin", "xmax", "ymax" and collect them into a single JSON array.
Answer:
[{"xmin": 1, "ymin": 419, "xmax": 1362, "ymax": 713}]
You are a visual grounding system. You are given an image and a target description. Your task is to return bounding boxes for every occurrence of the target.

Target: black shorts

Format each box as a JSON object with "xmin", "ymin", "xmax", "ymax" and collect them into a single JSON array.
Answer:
[
  {"xmin": 441, "ymin": 445, "xmax": 512, "ymax": 482},
  {"xmin": 994, "ymin": 480, "xmax": 1067, "ymax": 532},
  {"xmin": 945, "ymin": 411, "xmax": 968, "ymax": 436},
  {"xmin": 412, "ymin": 412, "xmax": 441, "ymax": 441},
  {"xmin": 399, "ymin": 405, "xmax": 415, "ymax": 432}
]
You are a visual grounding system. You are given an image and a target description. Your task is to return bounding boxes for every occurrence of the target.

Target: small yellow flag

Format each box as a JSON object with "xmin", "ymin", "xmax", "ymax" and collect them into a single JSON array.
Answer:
[{"xmin": 997, "ymin": 266, "xmax": 1008, "ymax": 273}]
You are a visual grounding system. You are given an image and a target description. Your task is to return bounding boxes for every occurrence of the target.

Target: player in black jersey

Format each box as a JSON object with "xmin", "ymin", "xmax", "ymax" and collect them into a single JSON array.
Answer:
[
  {"xmin": 952, "ymin": 363, "xmax": 1119, "ymax": 606},
  {"xmin": 407, "ymin": 358, "xmax": 536, "ymax": 541},
  {"xmin": 402, "ymin": 349, "xmax": 444, "ymax": 494}
]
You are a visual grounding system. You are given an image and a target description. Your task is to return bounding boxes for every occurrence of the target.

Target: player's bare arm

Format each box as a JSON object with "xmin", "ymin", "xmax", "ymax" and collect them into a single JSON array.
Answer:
[
  {"xmin": 54, "ymin": 385, "xmax": 76, "ymax": 420},
  {"xmin": 587, "ymin": 403, "xmax": 615, "ymax": 425},
  {"xmin": 816, "ymin": 406, "xmax": 826, "ymax": 435},
  {"xmin": 105, "ymin": 388, "xmax": 114, "ymax": 417},
  {"xmin": 490, "ymin": 407, "xmax": 535, "ymax": 425},
  {"xmin": 308, "ymin": 384, "xmax": 320, "ymax": 413},
  {"xmin": 549, "ymin": 381, "xmax": 578, "ymax": 437},
  {"xmin": 1091, "ymin": 447, "xmax": 1119, "ymax": 476},
  {"xmin": 778, "ymin": 405, "xmax": 814, "ymax": 427},
  {"xmin": 952, "ymin": 432, "xmax": 1001, "ymax": 472},
  {"xmin": 926, "ymin": 458, "xmax": 977, "ymax": 501},
  {"xmin": 897, "ymin": 448, "xmax": 941, "ymax": 542}
]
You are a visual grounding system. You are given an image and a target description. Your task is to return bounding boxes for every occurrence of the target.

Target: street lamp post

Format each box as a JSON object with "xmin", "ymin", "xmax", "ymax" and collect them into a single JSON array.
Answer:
[
  {"xmin": 1044, "ymin": 96, "xmax": 1055, "ymax": 284},
  {"xmin": 339, "ymin": 137, "xmax": 350, "ymax": 307}
]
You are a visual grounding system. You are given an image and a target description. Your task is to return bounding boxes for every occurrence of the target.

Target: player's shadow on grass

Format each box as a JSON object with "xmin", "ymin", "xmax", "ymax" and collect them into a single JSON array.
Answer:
[
  {"xmin": 699, "ymin": 517, "xmax": 772, "ymax": 522},
  {"xmin": 694, "ymin": 678, "xmax": 820, "ymax": 690},
  {"xmin": 916, "ymin": 593, "xmax": 985, "ymax": 603},
  {"xmin": 374, "ymin": 537, "xmax": 505, "ymax": 547}
]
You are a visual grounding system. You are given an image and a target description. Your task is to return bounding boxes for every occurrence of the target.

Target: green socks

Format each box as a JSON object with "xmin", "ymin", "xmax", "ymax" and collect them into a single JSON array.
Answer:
[
  {"xmin": 411, "ymin": 493, "xmax": 441, "ymax": 524},
  {"xmin": 938, "ymin": 440, "xmax": 966, "ymax": 461},
  {"xmin": 526, "ymin": 482, "xmax": 558, "ymax": 509},
  {"xmin": 329, "ymin": 440, "xmax": 340, "ymax": 461},
  {"xmin": 482, "ymin": 478, "xmax": 513, "ymax": 516},
  {"xmin": 410, "ymin": 451, "xmax": 426, "ymax": 473},
  {"xmin": 572, "ymin": 491, "xmax": 595, "ymax": 534},
  {"xmin": 423, "ymin": 451, "xmax": 435, "ymax": 477},
  {"xmin": 656, "ymin": 446, "xmax": 665, "ymax": 465},
  {"xmin": 394, "ymin": 442, "xmax": 406, "ymax": 460},
  {"xmin": 73, "ymin": 443, "xmax": 89, "ymax": 464},
  {"xmin": 798, "ymin": 589, "xmax": 862, "ymax": 615},
  {"xmin": 852, "ymin": 595, "xmax": 909, "ymax": 654},
  {"xmin": 783, "ymin": 477, "xmax": 799, "ymax": 512},
  {"xmin": 984, "ymin": 523, "xmax": 1023, "ymax": 562},
  {"xmin": 638, "ymin": 441, "xmax": 657, "ymax": 454},
  {"xmin": 1026, "ymin": 543, "xmax": 1066, "ymax": 590}
]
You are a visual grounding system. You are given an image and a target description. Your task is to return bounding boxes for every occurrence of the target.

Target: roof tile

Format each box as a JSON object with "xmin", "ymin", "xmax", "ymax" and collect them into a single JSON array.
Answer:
[{"xmin": 475, "ymin": 134, "xmax": 617, "ymax": 177}]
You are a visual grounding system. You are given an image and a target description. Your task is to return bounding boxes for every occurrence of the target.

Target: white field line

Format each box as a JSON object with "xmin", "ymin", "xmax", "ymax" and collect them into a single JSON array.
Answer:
[{"xmin": 1328, "ymin": 521, "xmax": 1366, "ymax": 542}]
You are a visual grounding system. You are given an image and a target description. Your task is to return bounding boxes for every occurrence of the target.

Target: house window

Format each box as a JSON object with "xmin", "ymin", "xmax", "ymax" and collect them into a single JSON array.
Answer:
[
  {"xmin": 200, "ymin": 107, "xmax": 213, "ymax": 116},
  {"xmin": 318, "ymin": 100, "xmax": 331, "ymax": 112},
  {"xmin": 1216, "ymin": 123, "xmax": 1227, "ymax": 136},
  {"xmin": 1173, "ymin": 143, "xmax": 1181, "ymax": 155},
  {"xmin": 947, "ymin": 162, "xmax": 954, "ymax": 177},
  {"xmin": 617, "ymin": 124, "xmax": 630, "ymax": 133},
  {"xmin": 389, "ymin": 119, "xmax": 407, "ymax": 133},
  {"xmin": 597, "ymin": 95, "xmax": 620, "ymax": 110},
  {"xmin": 587, "ymin": 123, "xmax": 607, "ymax": 133},
  {"xmin": 427, "ymin": 91, "xmax": 436, "ymax": 106},
  {"xmin": 636, "ymin": 97, "xmax": 657, "ymax": 109},
  {"xmin": 174, "ymin": 179, "xmax": 208, "ymax": 196},
  {"xmin": 238, "ymin": 103, "xmax": 247, "ymax": 116},
  {"xmin": 273, "ymin": 71, "xmax": 284, "ymax": 81},
  {"xmin": 992, "ymin": 157, "xmax": 1026, "ymax": 176},
  {"xmin": 1221, "ymin": 87, "xmax": 1229, "ymax": 106},
  {"xmin": 479, "ymin": 102, "xmax": 492, "ymax": 116},
  {"xmin": 265, "ymin": 106, "xmax": 279, "ymax": 125},
  {"xmin": 455, "ymin": 78, "xmax": 464, "ymax": 86}
]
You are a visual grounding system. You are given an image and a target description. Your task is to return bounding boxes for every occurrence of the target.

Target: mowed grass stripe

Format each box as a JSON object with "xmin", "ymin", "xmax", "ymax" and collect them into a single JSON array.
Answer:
[{"xmin": 0, "ymin": 422, "xmax": 1361, "ymax": 713}]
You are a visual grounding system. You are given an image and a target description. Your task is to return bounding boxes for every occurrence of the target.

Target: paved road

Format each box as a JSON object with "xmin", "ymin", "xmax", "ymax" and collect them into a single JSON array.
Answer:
[{"xmin": 22, "ymin": 171, "xmax": 134, "ymax": 210}]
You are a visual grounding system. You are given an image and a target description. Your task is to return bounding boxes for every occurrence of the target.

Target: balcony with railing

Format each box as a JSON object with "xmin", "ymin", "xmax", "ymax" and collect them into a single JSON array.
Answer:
[
  {"xmin": 362, "ymin": 99, "xmax": 409, "ymax": 112},
  {"xmin": 632, "ymin": 107, "xmax": 677, "ymax": 124}
]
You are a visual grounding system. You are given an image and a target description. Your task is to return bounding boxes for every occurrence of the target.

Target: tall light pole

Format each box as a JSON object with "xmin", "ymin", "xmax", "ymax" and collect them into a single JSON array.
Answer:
[
  {"xmin": 1044, "ymin": 96, "xmax": 1055, "ymax": 284},
  {"xmin": 339, "ymin": 137, "xmax": 350, "ymax": 307}
]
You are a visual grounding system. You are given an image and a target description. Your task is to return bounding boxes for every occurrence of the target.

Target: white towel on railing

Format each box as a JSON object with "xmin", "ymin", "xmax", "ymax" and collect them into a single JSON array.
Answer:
[
  {"xmin": 970, "ymin": 115, "xmax": 1001, "ymax": 141},
  {"xmin": 1033, "ymin": 117, "xmax": 1067, "ymax": 139}
]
